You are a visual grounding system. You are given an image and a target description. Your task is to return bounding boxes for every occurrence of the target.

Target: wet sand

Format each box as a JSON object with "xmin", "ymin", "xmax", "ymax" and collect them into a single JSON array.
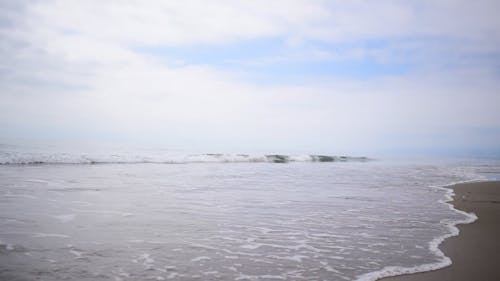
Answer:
[{"xmin": 382, "ymin": 181, "xmax": 500, "ymax": 281}]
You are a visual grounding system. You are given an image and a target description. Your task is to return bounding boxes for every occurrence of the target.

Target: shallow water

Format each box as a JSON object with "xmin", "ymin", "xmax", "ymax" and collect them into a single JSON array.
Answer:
[{"xmin": 0, "ymin": 159, "xmax": 498, "ymax": 281}]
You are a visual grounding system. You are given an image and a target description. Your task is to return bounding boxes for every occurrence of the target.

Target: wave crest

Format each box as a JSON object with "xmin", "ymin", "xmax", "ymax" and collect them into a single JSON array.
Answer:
[{"xmin": 0, "ymin": 151, "xmax": 369, "ymax": 165}]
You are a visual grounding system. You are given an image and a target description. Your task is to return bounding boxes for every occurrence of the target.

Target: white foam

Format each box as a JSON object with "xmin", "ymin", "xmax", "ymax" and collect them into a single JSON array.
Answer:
[
  {"xmin": 268, "ymin": 254, "xmax": 308, "ymax": 262},
  {"xmin": 190, "ymin": 256, "xmax": 211, "ymax": 262},
  {"xmin": 0, "ymin": 149, "xmax": 367, "ymax": 165},
  {"xmin": 166, "ymin": 272, "xmax": 179, "ymax": 279},
  {"xmin": 32, "ymin": 233, "xmax": 70, "ymax": 238},
  {"xmin": 355, "ymin": 179, "xmax": 481, "ymax": 281},
  {"xmin": 139, "ymin": 253, "xmax": 155, "ymax": 267},
  {"xmin": 186, "ymin": 243, "xmax": 218, "ymax": 250},
  {"xmin": 71, "ymin": 201, "xmax": 93, "ymax": 206},
  {"xmin": 0, "ymin": 217, "xmax": 26, "ymax": 224},
  {"xmin": 3, "ymin": 192, "xmax": 37, "ymax": 199},
  {"xmin": 70, "ymin": 249, "xmax": 84, "ymax": 257},
  {"xmin": 323, "ymin": 264, "xmax": 341, "ymax": 274},
  {"xmin": 224, "ymin": 266, "xmax": 238, "ymax": 272},
  {"xmin": 260, "ymin": 275, "xmax": 285, "ymax": 280},
  {"xmin": 283, "ymin": 255, "xmax": 308, "ymax": 262},
  {"xmin": 52, "ymin": 214, "xmax": 76, "ymax": 223},
  {"xmin": 24, "ymin": 179, "xmax": 50, "ymax": 184}
]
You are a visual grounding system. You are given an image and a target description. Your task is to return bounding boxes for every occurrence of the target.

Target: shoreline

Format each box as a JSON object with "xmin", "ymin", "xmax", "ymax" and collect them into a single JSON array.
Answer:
[{"xmin": 380, "ymin": 181, "xmax": 500, "ymax": 281}]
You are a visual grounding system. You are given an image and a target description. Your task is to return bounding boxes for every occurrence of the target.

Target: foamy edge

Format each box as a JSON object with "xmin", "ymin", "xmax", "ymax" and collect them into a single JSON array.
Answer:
[{"xmin": 355, "ymin": 179, "xmax": 483, "ymax": 281}]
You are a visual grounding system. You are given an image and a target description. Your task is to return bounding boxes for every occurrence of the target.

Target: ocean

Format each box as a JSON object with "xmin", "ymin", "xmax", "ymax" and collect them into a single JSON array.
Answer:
[{"xmin": 1, "ymin": 144, "xmax": 499, "ymax": 281}]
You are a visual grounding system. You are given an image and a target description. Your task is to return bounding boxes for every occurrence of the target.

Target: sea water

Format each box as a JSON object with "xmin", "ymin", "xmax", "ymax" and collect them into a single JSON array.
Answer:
[{"xmin": 1, "ymin": 146, "xmax": 499, "ymax": 281}]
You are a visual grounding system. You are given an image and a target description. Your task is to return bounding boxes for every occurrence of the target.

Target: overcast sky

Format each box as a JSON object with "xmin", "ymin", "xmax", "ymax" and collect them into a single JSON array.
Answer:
[{"xmin": 1, "ymin": 0, "xmax": 500, "ymax": 156}]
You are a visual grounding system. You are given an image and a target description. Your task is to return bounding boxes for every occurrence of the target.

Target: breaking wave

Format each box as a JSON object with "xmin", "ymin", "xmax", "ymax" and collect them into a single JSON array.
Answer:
[{"xmin": 0, "ymin": 151, "xmax": 369, "ymax": 165}]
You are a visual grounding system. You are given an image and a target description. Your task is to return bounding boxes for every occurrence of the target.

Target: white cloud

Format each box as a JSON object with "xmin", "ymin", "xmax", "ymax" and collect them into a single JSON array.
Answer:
[
  {"xmin": 1, "ymin": 0, "xmax": 499, "ymax": 154},
  {"xmin": 16, "ymin": 0, "xmax": 500, "ymax": 46}
]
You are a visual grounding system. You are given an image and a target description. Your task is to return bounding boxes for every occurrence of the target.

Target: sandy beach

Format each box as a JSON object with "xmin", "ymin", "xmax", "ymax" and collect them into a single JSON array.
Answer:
[{"xmin": 382, "ymin": 181, "xmax": 500, "ymax": 281}]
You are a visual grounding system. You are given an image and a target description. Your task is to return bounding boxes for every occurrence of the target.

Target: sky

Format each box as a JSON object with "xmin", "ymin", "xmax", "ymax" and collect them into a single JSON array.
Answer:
[{"xmin": 1, "ymin": 0, "xmax": 500, "ymax": 156}]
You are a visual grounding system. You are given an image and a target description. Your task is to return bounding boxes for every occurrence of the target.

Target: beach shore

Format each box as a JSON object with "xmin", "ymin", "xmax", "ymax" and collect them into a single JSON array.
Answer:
[{"xmin": 382, "ymin": 181, "xmax": 500, "ymax": 281}]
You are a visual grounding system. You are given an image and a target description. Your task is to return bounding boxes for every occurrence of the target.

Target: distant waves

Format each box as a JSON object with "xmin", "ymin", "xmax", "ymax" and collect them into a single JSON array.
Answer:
[{"xmin": 0, "ymin": 151, "xmax": 369, "ymax": 165}]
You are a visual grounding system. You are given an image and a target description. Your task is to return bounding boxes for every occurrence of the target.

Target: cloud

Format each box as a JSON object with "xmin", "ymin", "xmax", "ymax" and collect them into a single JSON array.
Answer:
[
  {"xmin": 12, "ymin": 0, "xmax": 500, "ymax": 46},
  {"xmin": 1, "ymin": 0, "xmax": 499, "ymax": 155}
]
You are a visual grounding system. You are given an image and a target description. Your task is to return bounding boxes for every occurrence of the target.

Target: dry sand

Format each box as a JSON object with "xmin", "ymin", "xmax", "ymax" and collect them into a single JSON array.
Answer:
[{"xmin": 382, "ymin": 181, "xmax": 500, "ymax": 281}]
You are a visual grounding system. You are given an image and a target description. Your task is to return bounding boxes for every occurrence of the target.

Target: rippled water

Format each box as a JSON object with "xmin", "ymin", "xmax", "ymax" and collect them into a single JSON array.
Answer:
[{"xmin": 0, "ymin": 159, "xmax": 498, "ymax": 281}]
